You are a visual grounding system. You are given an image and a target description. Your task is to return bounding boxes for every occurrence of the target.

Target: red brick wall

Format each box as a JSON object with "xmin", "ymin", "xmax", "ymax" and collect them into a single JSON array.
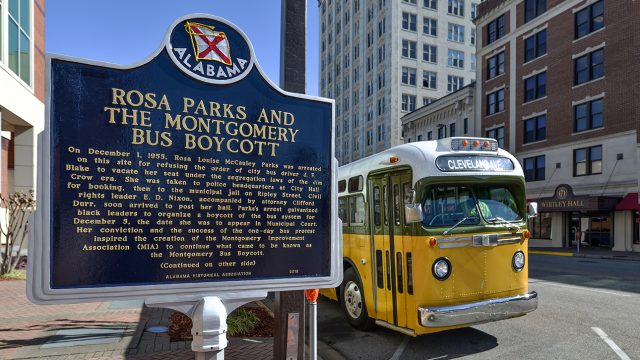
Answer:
[
  {"xmin": 514, "ymin": 0, "xmax": 640, "ymax": 152},
  {"xmin": 482, "ymin": 43, "xmax": 511, "ymax": 142},
  {"xmin": 34, "ymin": 0, "xmax": 45, "ymax": 102}
]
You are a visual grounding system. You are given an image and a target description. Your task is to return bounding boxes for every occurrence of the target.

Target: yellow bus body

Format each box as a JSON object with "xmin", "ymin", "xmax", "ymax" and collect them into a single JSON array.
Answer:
[{"xmin": 322, "ymin": 138, "xmax": 537, "ymax": 336}]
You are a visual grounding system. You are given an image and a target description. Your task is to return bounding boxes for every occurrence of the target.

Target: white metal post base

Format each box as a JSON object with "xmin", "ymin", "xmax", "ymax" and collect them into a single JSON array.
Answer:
[{"xmin": 146, "ymin": 291, "xmax": 267, "ymax": 360}]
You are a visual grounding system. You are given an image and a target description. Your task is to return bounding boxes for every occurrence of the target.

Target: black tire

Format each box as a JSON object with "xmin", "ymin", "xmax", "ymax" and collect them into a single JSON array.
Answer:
[{"xmin": 340, "ymin": 267, "xmax": 375, "ymax": 330}]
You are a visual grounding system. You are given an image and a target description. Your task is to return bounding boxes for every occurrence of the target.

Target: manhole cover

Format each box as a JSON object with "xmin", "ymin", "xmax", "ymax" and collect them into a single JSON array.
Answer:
[{"xmin": 146, "ymin": 326, "xmax": 169, "ymax": 333}]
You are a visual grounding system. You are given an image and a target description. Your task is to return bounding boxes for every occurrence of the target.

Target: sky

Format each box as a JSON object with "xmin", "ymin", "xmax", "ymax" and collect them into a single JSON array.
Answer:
[{"xmin": 45, "ymin": 0, "xmax": 320, "ymax": 96}]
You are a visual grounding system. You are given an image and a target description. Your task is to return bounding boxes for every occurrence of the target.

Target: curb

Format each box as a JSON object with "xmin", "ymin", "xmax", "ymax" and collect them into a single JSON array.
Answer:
[
  {"xmin": 530, "ymin": 250, "xmax": 573, "ymax": 257},
  {"xmin": 530, "ymin": 250, "xmax": 640, "ymax": 262}
]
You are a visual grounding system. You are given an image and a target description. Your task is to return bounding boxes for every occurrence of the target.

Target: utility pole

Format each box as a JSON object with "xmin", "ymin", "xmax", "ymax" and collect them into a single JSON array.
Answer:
[{"xmin": 275, "ymin": 0, "xmax": 307, "ymax": 359}]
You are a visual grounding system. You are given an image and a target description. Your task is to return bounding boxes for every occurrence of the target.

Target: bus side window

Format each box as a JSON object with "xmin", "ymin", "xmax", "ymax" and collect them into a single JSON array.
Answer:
[
  {"xmin": 406, "ymin": 252, "xmax": 413, "ymax": 295},
  {"xmin": 338, "ymin": 197, "xmax": 348, "ymax": 225},
  {"xmin": 403, "ymin": 183, "xmax": 412, "ymax": 225},
  {"xmin": 349, "ymin": 196, "xmax": 365, "ymax": 226},
  {"xmin": 383, "ymin": 185, "xmax": 388, "ymax": 225},
  {"xmin": 394, "ymin": 184, "xmax": 401, "ymax": 226},
  {"xmin": 373, "ymin": 187, "xmax": 381, "ymax": 226},
  {"xmin": 376, "ymin": 250, "xmax": 384, "ymax": 289}
]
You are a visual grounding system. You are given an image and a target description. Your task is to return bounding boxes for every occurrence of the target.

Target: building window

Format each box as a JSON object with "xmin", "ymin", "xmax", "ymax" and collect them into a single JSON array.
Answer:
[
  {"xmin": 378, "ymin": 18, "xmax": 386, "ymax": 38},
  {"xmin": 574, "ymin": 145, "xmax": 602, "ymax": 176},
  {"xmin": 423, "ymin": 97, "xmax": 435, "ymax": 106},
  {"xmin": 424, "ymin": 0, "xmax": 437, "ymax": 10},
  {"xmin": 486, "ymin": 89, "xmax": 505, "ymax": 115},
  {"xmin": 402, "ymin": 39, "xmax": 417, "ymax": 59},
  {"xmin": 487, "ymin": 51, "xmax": 505, "ymax": 79},
  {"xmin": 423, "ymin": 17, "xmax": 437, "ymax": 36},
  {"xmin": 448, "ymin": 0, "xmax": 464, "ymax": 16},
  {"xmin": 437, "ymin": 125, "xmax": 445, "ymax": 139},
  {"xmin": 367, "ymin": 130, "xmax": 373, "ymax": 146},
  {"xmin": 378, "ymin": 71, "xmax": 385, "ymax": 90},
  {"xmin": 402, "ymin": 66, "xmax": 417, "ymax": 85},
  {"xmin": 8, "ymin": 0, "xmax": 31, "ymax": 84},
  {"xmin": 447, "ymin": 49, "xmax": 464, "ymax": 68},
  {"xmin": 403, "ymin": 0, "xmax": 417, "ymax": 4},
  {"xmin": 427, "ymin": 131, "xmax": 433, "ymax": 140},
  {"xmin": 486, "ymin": 126, "xmax": 504, "ymax": 148},
  {"xmin": 401, "ymin": 94, "xmax": 416, "ymax": 112},
  {"xmin": 422, "ymin": 71, "xmax": 437, "ymax": 89},
  {"xmin": 524, "ymin": 72, "xmax": 547, "ymax": 102},
  {"xmin": 471, "ymin": 28, "xmax": 476, "ymax": 45},
  {"xmin": 525, "ymin": 30, "xmax": 547, "ymax": 62},
  {"xmin": 417, "ymin": 134, "xmax": 423, "ymax": 141},
  {"xmin": 524, "ymin": 115, "xmax": 546, "ymax": 143},
  {"xmin": 525, "ymin": 0, "xmax": 546, "ymax": 23},
  {"xmin": 463, "ymin": 118, "xmax": 468, "ymax": 134},
  {"xmin": 378, "ymin": 44, "xmax": 386, "ymax": 64},
  {"xmin": 575, "ymin": 98, "xmax": 603, "ymax": 132},
  {"xmin": 487, "ymin": 15, "xmax": 505, "ymax": 45},
  {"xmin": 530, "ymin": 212, "xmax": 552, "ymax": 239},
  {"xmin": 423, "ymin": 44, "xmax": 437, "ymax": 63},
  {"xmin": 575, "ymin": 49, "xmax": 604, "ymax": 85},
  {"xmin": 377, "ymin": 97, "xmax": 386, "ymax": 115},
  {"xmin": 447, "ymin": 75, "xmax": 464, "ymax": 92},
  {"xmin": 449, "ymin": 123, "xmax": 456, "ymax": 137},
  {"xmin": 471, "ymin": 3, "xmax": 478, "ymax": 19},
  {"xmin": 402, "ymin": 12, "xmax": 417, "ymax": 31},
  {"xmin": 634, "ymin": 211, "xmax": 639, "ymax": 245},
  {"xmin": 448, "ymin": 23, "xmax": 465, "ymax": 43},
  {"xmin": 470, "ymin": 54, "xmax": 476, "ymax": 71},
  {"xmin": 575, "ymin": 0, "xmax": 604, "ymax": 39},
  {"xmin": 524, "ymin": 155, "xmax": 545, "ymax": 182},
  {"xmin": 377, "ymin": 124, "xmax": 386, "ymax": 142}
]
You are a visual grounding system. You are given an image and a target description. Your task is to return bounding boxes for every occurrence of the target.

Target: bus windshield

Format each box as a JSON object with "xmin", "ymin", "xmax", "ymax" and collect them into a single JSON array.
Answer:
[{"xmin": 421, "ymin": 185, "xmax": 522, "ymax": 228}]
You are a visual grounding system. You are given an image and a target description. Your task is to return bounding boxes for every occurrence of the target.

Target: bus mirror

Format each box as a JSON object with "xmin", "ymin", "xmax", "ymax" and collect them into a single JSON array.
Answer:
[
  {"xmin": 527, "ymin": 202, "xmax": 538, "ymax": 219},
  {"xmin": 405, "ymin": 203, "xmax": 423, "ymax": 223}
]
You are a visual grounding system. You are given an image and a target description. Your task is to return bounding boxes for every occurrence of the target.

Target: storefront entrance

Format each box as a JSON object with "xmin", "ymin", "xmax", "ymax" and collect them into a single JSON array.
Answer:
[{"xmin": 568, "ymin": 212, "xmax": 612, "ymax": 248}]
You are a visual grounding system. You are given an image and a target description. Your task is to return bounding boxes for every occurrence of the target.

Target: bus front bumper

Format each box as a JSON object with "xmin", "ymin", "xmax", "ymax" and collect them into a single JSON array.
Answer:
[{"xmin": 418, "ymin": 291, "xmax": 538, "ymax": 328}]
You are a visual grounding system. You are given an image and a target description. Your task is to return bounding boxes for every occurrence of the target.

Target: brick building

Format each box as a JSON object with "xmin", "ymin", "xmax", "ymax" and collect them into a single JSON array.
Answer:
[
  {"xmin": 0, "ymin": 0, "xmax": 45, "ymax": 250},
  {"xmin": 475, "ymin": 0, "xmax": 640, "ymax": 251}
]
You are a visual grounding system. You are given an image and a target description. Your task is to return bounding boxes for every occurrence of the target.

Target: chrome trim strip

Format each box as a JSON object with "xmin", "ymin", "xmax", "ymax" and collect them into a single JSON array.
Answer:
[
  {"xmin": 418, "ymin": 291, "xmax": 538, "ymax": 327},
  {"xmin": 437, "ymin": 233, "xmax": 522, "ymax": 248},
  {"xmin": 375, "ymin": 320, "xmax": 416, "ymax": 336}
]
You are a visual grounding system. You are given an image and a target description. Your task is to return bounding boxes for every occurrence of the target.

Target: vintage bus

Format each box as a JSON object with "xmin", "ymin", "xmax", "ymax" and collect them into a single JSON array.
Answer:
[{"xmin": 324, "ymin": 137, "xmax": 538, "ymax": 336}]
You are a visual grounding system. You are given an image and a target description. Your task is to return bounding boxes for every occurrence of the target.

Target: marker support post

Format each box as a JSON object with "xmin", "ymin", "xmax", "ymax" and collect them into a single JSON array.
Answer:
[{"xmin": 146, "ymin": 291, "xmax": 267, "ymax": 360}]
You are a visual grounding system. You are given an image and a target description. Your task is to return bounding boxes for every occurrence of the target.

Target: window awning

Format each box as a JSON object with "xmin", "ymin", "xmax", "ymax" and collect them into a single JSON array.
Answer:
[{"xmin": 616, "ymin": 193, "xmax": 639, "ymax": 211}]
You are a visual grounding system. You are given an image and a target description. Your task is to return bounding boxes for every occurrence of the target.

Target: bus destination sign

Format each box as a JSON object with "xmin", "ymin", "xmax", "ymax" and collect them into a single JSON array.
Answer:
[
  {"xmin": 29, "ymin": 14, "xmax": 339, "ymax": 303},
  {"xmin": 435, "ymin": 156, "xmax": 515, "ymax": 172}
]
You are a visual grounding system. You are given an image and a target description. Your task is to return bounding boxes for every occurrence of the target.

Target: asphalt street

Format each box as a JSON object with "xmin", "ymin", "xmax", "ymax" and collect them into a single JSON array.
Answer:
[{"xmin": 317, "ymin": 254, "xmax": 640, "ymax": 360}]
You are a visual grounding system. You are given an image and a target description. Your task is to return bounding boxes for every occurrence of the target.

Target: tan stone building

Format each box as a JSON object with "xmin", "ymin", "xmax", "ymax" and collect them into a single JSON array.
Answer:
[
  {"xmin": 475, "ymin": 0, "xmax": 640, "ymax": 251},
  {"xmin": 401, "ymin": 82, "xmax": 475, "ymax": 143}
]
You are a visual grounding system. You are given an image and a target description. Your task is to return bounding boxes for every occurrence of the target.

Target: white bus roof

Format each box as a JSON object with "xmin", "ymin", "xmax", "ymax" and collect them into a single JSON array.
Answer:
[{"xmin": 338, "ymin": 138, "xmax": 524, "ymax": 193}]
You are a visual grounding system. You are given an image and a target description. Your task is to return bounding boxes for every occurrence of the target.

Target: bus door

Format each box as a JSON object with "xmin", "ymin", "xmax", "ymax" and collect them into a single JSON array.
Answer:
[{"xmin": 369, "ymin": 170, "xmax": 412, "ymax": 328}]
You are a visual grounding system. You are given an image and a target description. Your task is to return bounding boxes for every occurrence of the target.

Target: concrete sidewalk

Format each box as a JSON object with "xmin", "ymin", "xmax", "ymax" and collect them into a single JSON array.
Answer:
[
  {"xmin": 0, "ymin": 280, "xmax": 301, "ymax": 359},
  {"xmin": 530, "ymin": 246, "xmax": 640, "ymax": 262}
]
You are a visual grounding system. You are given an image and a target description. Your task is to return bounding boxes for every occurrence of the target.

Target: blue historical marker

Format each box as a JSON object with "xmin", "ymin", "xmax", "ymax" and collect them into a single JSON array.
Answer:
[{"xmin": 29, "ymin": 14, "xmax": 339, "ymax": 303}]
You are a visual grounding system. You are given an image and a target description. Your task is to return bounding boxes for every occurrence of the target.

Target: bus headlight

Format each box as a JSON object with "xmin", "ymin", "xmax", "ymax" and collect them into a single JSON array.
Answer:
[
  {"xmin": 512, "ymin": 251, "xmax": 525, "ymax": 272},
  {"xmin": 432, "ymin": 258, "xmax": 451, "ymax": 280}
]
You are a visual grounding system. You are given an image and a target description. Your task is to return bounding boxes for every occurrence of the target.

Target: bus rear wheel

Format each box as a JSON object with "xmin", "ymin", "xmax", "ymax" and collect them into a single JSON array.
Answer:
[{"xmin": 340, "ymin": 268, "xmax": 375, "ymax": 330}]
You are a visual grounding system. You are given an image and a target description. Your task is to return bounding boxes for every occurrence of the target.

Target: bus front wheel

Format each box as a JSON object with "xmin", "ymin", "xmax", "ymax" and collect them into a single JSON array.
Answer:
[{"xmin": 340, "ymin": 268, "xmax": 375, "ymax": 330}]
